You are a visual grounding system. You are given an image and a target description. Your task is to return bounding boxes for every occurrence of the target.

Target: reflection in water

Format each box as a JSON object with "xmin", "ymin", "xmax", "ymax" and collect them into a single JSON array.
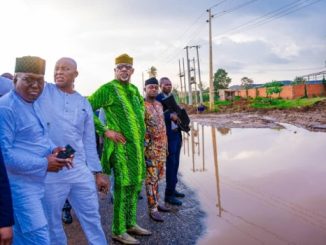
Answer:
[
  {"xmin": 191, "ymin": 122, "xmax": 195, "ymax": 172},
  {"xmin": 183, "ymin": 129, "xmax": 190, "ymax": 157},
  {"xmin": 188, "ymin": 122, "xmax": 207, "ymax": 173},
  {"xmin": 186, "ymin": 124, "xmax": 223, "ymax": 216},
  {"xmin": 180, "ymin": 123, "xmax": 326, "ymax": 245},
  {"xmin": 201, "ymin": 125, "xmax": 205, "ymax": 172},
  {"xmin": 217, "ymin": 127, "xmax": 231, "ymax": 135},
  {"xmin": 211, "ymin": 127, "xmax": 222, "ymax": 217}
]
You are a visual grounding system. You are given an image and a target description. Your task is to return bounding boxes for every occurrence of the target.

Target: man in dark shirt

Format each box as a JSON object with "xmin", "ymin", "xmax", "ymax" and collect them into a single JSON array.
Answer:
[
  {"xmin": 0, "ymin": 147, "xmax": 14, "ymax": 245},
  {"xmin": 156, "ymin": 77, "xmax": 185, "ymax": 206}
]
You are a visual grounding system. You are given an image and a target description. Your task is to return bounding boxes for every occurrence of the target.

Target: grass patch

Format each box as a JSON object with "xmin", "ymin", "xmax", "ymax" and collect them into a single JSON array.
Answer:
[
  {"xmin": 214, "ymin": 100, "xmax": 232, "ymax": 106},
  {"xmin": 251, "ymin": 97, "xmax": 325, "ymax": 109}
]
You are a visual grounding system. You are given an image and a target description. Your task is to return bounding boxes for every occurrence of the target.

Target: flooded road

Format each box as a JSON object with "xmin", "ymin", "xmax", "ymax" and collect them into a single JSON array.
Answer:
[{"xmin": 180, "ymin": 122, "xmax": 326, "ymax": 245}]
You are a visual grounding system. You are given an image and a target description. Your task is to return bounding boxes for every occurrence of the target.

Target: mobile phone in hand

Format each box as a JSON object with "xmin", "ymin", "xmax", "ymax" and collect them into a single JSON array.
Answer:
[{"xmin": 57, "ymin": 144, "xmax": 75, "ymax": 159}]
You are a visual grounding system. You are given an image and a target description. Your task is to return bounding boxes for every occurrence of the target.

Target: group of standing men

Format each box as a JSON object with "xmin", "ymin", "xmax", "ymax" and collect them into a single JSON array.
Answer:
[{"xmin": 0, "ymin": 53, "xmax": 185, "ymax": 245}]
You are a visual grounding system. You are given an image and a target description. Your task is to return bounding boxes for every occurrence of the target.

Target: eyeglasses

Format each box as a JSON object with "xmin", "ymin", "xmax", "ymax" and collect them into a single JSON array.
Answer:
[
  {"xmin": 20, "ymin": 76, "xmax": 44, "ymax": 86},
  {"xmin": 146, "ymin": 84, "xmax": 159, "ymax": 90},
  {"xmin": 116, "ymin": 64, "xmax": 133, "ymax": 70}
]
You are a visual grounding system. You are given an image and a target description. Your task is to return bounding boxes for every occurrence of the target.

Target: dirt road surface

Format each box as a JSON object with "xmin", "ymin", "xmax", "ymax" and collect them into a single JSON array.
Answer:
[
  {"xmin": 65, "ymin": 180, "xmax": 204, "ymax": 245},
  {"xmin": 191, "ymin": 99, "xmax": 326, "ymax": 132}
]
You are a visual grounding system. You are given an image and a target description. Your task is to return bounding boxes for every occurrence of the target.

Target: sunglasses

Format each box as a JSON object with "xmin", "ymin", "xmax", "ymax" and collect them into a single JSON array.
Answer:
[{"xmin": 116, "ymin": 64, "xmax": 133, "ymax": 70}]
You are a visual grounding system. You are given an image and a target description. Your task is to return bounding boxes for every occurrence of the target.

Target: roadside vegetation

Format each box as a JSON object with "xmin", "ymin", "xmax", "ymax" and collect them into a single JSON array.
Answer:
[
  {"xmin": 197, "ymin": 97, "xmax": 325, "ymax": 113},
  {"xmin": 250, "ymin": 97, "xmax": 325, "ymax": 109}
]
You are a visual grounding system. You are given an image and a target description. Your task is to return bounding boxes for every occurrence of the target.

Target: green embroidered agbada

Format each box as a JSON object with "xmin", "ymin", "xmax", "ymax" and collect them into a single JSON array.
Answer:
[{"xmin": 88, "ymin": 79, "xmax": 145, "ymax": 187}]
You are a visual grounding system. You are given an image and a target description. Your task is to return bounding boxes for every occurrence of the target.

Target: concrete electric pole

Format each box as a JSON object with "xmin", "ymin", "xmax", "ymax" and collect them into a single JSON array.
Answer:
[
  {"xmin": 184, "ymin": 46, "xmax": 192, "ymax": 105},
  {"xmin": 182, "ymin": 58, "xmax": 187, "ymax": 104},
  {"xmin": 190, "ymin": 45, "xmax": 204, "ymax": 104},
  {"xmin": 192, "ymin": 57, "xmax": 198, "ymax": 105},
  {"xmin": 178, "ymin": 59, "xmax": 184, "ymax": 102},
  {"xmin": 207, "ymin": 8, "xmax": 214, "ymax": 110}
]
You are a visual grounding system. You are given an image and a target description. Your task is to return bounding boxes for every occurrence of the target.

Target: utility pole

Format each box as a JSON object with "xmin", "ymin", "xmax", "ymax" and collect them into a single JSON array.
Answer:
[
  {"xmin": 178, "ymin": 59, "xmax": 184, "ymax": 103},
  {"xmin": 207, "ymin": 8, "xmax": 214, "ymax": 110},
  {"xmin": 190, "ymin": 45, "xmax": 204, "ymax": 104},
  {"xmin": 182, "ymin": 58, "xmax": 187, "ymax": 104},
  {"xmin": 192, "ymin": 57, "xmax": 198, "ymax": 105},
  {"xmin": 184, "ymin": 46, "xmax": 192, "ymax": 105}
]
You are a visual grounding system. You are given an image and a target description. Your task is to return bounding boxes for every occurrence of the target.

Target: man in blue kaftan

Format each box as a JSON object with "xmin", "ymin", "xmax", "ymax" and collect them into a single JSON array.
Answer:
[{"xmin": 0, "ymin": 56, "xmax": 71, "ymax": 245}]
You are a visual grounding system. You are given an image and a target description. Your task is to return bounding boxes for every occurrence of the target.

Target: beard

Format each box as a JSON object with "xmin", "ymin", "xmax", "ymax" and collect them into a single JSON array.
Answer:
[{"xmin": 117, "ymin": 73, "xmax": 130, "ymax": 82}]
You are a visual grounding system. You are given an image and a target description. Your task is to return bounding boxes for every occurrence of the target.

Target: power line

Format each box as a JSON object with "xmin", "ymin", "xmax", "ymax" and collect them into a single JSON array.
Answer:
[
  {"xmin": 212, "ymin": 0, "xmax": 259, "ymax": 17},
  {"xmin": 155, "ymin": 11, "xmax": 207, "ymax": 63},
  {"xmin": 154, "ymin": 0, "xmax": 323, "ymax": 81},
  {"xmin": 238, "ymin": 0, "xmax": 322, "ymax": 33},
  {"xmin": 164, "ymin": 22, "xmax": 207, "ymax": 64},
  {"xmin": 172, "ymin": 0, "xmax": 320, "ymax": 56},
  {"xmin": 215, "ymin": 0, "xmax": 322, "ymax": 37},
  {"xmin": 217, "ymin": 0, "xmax": 305, "ymax": 34},
  {"xmin": 209, "ymin": 0, "xmax": 228, "ymax": 10}
]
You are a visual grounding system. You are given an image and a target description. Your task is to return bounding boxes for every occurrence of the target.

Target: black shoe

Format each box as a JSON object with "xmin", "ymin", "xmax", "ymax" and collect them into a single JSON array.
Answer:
[
  {"xmin": 165, "ymin": 196, "xmax": 182, "ymax": 206},
  {"xmin": 62, "ymin": 209, "xmax": 73, "ymax": 224},
  {"xmin": 175, "ymin": 190, "xmax": 185, "ymax": 198}
]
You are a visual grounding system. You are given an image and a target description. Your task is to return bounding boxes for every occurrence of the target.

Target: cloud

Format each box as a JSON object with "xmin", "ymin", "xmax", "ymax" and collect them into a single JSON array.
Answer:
[{"xmin": 0, "ymin": 0, "xmax": 325, "ymax": 94}]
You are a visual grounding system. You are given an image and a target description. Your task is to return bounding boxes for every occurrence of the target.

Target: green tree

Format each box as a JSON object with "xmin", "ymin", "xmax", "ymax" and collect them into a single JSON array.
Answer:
[
  {"xmin": 265, "ymin": 81, "xmax": 283, "ymax": 98},
  {"xmin": 172, "ymin": 87, "xmax": 180, "ymax": 101},
  {"xmin": 213, "ymin": 68, "xmax": 232, "ymax": 96},
  {"xmin": 292, "ymin": 76, "xmax": 306, "ymax": 85},
  {"xmin": 240, "ymin": 77, "xmax": 254, "ymax": 89},
  {"xmin": 202, "ymin": 87, "xmax": 210, "ymax": 102}
]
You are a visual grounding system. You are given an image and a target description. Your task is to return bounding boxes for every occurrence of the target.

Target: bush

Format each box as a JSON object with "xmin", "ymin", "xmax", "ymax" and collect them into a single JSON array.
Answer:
[
  {"xmin": 251, "ymin": 97, "xmax": 325, "ymax": 109},
  {"xmin": 214, "ymin": 100, "xmax": 232, "ymax": 106},
  {"xmin": 264, "ymin": 81, "xmax": 283, "ymax": 98},
  {"xmin": 233, "ymin": 96, "xmax": 241, "ymax": 101}
]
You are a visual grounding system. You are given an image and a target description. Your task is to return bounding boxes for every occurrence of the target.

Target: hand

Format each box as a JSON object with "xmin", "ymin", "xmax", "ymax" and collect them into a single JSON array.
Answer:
[
  {"xmin": 53, "ymin": 146, "xmax": 75, "ymax": 161},
  {"xmin": 52, "ymin": 146, "xmax": 65, "ymax": 154},
  {"xmin": 0, "ymin": 226, "xmax": 13, "ymax": 245},
  {"xmin": 170, "ymin": 113, "xmax": 179, "ymax": 122},
  {"xmin": 47, "ymin": 153, "xmax": 73, "ymax": 172},
  {"xmin": 104, "ymin": 130, "xmax": 126, "ymax": 144},
  {"xmin": 95, "ymin": 173, "xmax": 109, "ymax": 194}
]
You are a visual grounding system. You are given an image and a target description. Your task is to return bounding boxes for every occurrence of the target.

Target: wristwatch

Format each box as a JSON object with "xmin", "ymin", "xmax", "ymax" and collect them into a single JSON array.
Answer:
[{"xmin": 92, "ymin": 171, "xmax": 103, "ymax": 175}]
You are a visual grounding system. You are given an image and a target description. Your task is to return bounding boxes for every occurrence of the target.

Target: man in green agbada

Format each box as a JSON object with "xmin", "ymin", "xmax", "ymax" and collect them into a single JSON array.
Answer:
[{"xmin": 88, "ymin": 54, "xmax": 151, "ymax": 244}]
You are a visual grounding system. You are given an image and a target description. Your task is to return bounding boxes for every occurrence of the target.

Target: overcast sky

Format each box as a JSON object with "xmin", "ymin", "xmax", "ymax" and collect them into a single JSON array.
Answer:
[{"xmin": 0, "ymin": 0, "xmax": 325, "ymax": 95}]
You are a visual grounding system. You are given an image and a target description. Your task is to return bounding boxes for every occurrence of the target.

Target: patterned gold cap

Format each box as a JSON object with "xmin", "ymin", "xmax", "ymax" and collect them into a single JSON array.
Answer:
[{"xmin": 115, "ymin": 53, "xmax": 133, "ymax": 65}]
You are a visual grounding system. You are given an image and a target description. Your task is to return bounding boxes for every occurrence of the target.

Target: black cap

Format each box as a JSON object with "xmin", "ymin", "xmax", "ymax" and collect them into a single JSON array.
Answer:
[
  {"xmin": 145, "ymin": 77, "xmax": 158, "ymax": 86},
  {"xmin": 15, "ymin": 56, "xmax": 46, "ymax": 75}
]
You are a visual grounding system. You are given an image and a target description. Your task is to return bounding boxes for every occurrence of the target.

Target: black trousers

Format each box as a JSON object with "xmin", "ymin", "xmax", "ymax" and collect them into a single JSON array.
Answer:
[{"xmin": 165, "ymin": 134, "xmax": 182, "ymax": 197}]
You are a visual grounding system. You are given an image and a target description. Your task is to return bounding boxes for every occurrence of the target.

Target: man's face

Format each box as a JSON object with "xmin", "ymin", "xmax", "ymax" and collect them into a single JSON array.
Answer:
[
  {"xmin": 14, "ymin": 73, "xmax": 44, "ymax": 102},
  {"xmin": 54, "ymin": 58, "xmax": 78, "ymax": 89},
  {"xmin": 160, "ymin": 79, "xmax": 172, "ymax": 94},
  {"xmin": 145, "ymin": 84, "xmax": 159, "ymax": 99},
  {"xmin": 114, "ymin": 63, "xmax": 134, "ymax": 83}
]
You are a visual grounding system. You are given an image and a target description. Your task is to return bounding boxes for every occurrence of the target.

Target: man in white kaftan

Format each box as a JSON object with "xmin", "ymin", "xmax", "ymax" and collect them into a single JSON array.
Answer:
[{"xmin": 37, "ymin": 57, "xmax": 109, "ymax": 245}]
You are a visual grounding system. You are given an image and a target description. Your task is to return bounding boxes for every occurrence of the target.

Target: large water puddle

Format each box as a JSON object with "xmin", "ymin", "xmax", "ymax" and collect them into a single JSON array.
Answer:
[{"xmin": 179, "ymin": 122, "xmax": 326, "ymax": 245}]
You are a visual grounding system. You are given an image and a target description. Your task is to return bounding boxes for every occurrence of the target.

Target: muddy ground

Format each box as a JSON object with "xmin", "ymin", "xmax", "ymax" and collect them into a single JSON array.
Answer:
[{"xmin": 190, "ymin": 99, "xmax": 326, "ymax": 132}]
